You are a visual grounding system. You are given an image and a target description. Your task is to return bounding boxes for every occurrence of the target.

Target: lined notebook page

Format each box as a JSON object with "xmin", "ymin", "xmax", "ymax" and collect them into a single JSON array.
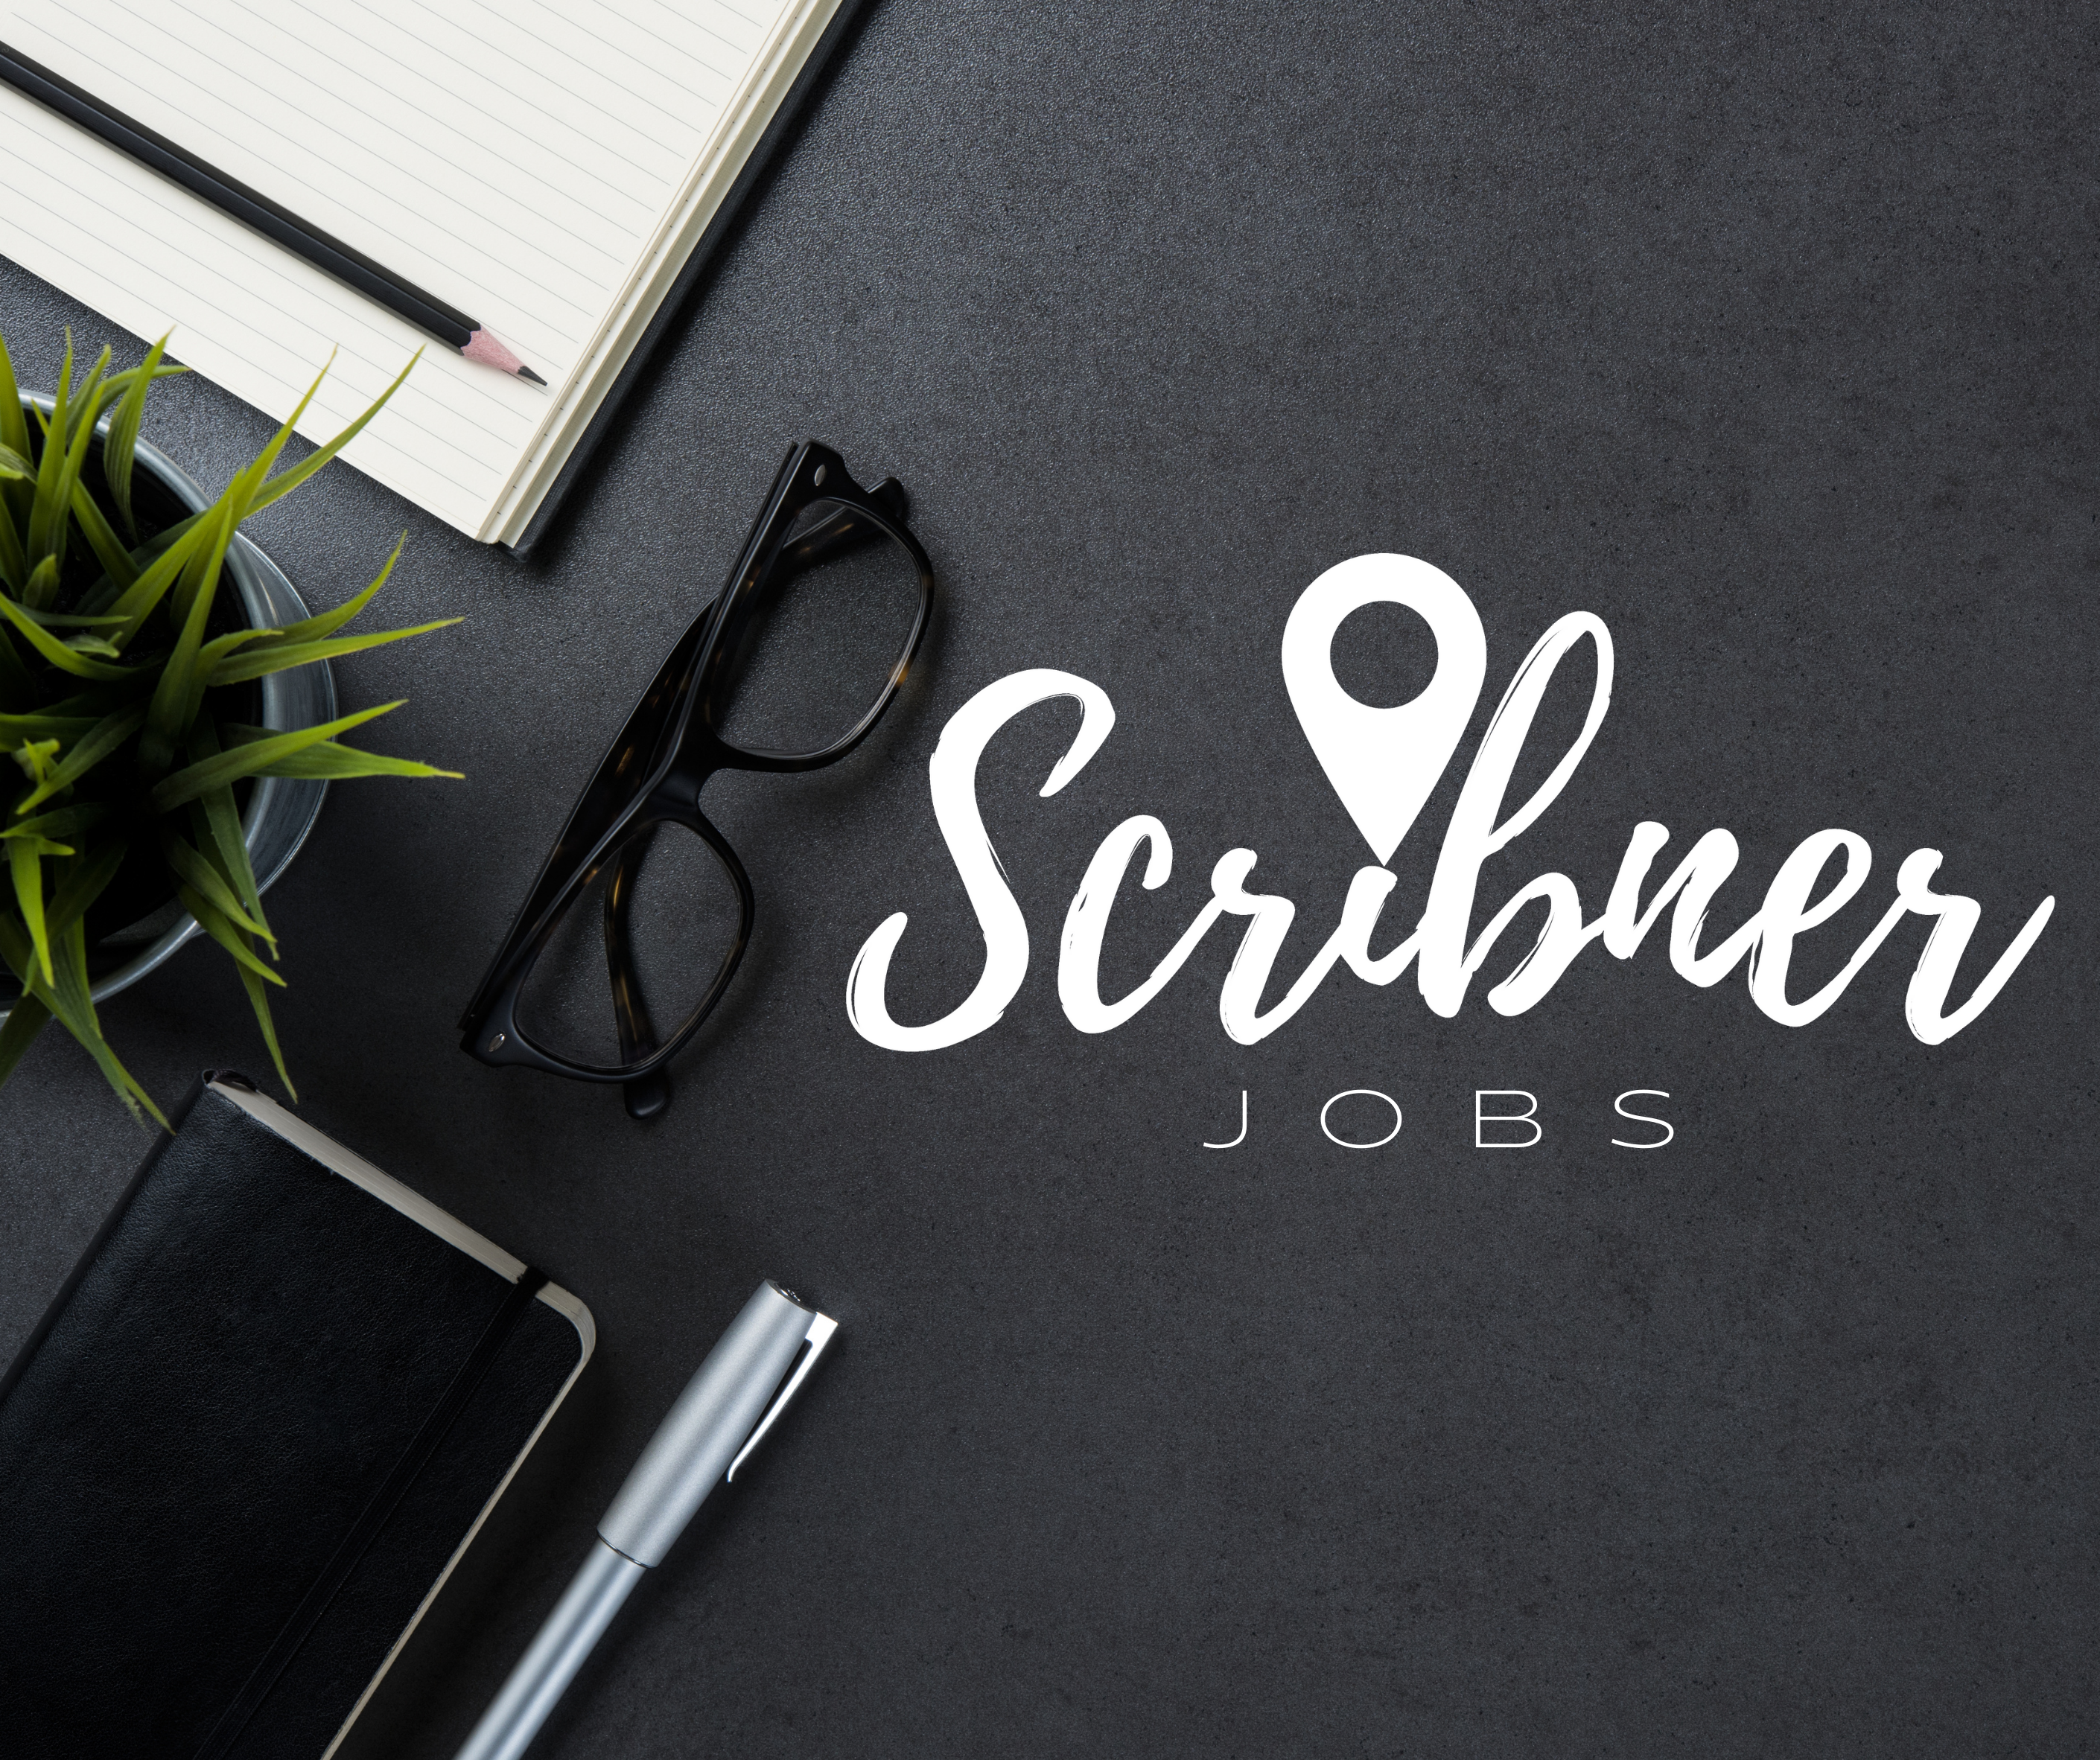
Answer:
[{"xmin": 0, "ymin": 0, "xmax": 798, "ymax": 538}]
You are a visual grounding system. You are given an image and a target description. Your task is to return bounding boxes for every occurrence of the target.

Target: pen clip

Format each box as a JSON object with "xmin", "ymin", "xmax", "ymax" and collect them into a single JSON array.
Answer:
[{"xmin": 725, "ymin": 1312, "xmax": 838, "ymax": 1482}]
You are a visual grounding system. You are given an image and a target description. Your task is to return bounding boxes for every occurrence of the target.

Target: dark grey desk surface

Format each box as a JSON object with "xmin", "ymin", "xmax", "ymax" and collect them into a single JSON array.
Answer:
[{"xmin": 4, "ymin": 3, "xmax": 2096, "ymax": 1754}]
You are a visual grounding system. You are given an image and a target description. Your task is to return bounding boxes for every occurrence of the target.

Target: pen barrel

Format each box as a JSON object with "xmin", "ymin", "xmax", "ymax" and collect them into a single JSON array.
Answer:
[
  {"xmin": 451, "ymin": 1540, "xmax": 644, "ymax": 1760},
  {"xmin": 597, "ymin": 1281, "xmax": 818, "ymax": 1566}
]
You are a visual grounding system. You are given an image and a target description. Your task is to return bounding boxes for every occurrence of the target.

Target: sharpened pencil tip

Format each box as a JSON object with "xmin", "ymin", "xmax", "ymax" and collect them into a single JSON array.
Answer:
[{"xmin": 460, "ymin": 325, "xmax": 544, "ymax": 383}]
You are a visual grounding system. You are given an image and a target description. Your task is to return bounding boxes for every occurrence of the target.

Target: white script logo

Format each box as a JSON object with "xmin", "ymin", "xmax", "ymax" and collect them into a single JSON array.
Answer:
[{"xmin": 847, "ymin": 555, "xmax": 2054, "ymax": 1051}]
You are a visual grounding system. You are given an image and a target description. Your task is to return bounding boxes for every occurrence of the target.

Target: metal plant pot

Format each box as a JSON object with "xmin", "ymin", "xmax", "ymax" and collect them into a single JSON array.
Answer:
[{"xmin": 0, "ymin": 398, "xmax": 334, "ymax": 1021}]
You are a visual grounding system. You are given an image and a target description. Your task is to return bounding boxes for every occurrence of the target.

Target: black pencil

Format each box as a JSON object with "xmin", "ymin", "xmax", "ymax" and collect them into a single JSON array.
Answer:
[{"xmin": 0, "ymin": 40, "xmax": 547, "ymax": 386}]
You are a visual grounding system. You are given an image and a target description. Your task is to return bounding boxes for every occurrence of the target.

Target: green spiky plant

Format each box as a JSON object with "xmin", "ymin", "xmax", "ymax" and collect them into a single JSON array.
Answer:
[{"xmin": 0, "ymin": 324, "xmax": 461, "ymax": 1123}]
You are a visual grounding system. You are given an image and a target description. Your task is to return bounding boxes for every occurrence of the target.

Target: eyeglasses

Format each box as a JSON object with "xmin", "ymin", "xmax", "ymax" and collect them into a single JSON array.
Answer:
[{"xmin": 459, "ymin": 441, "xmax": 935, "ymax": 1119}]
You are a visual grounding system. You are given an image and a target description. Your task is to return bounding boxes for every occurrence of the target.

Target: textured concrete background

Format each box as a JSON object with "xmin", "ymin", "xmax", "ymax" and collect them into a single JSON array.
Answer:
[{"xmin": 4, "ymin": 1, "xmax": 2097, "ymax": 1753}]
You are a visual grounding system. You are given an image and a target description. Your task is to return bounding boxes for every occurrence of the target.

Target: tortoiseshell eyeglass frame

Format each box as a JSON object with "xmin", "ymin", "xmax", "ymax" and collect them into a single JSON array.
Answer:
[{"xmin": 459, "ymin": 441, "xmax": 935, "ymax": 1119}]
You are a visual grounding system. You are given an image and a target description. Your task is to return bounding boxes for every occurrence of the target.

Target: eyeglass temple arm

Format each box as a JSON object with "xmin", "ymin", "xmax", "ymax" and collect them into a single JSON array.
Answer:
[{"xmin": 473, "ymin": 604, "xmax": 719, "ymax": 1010}]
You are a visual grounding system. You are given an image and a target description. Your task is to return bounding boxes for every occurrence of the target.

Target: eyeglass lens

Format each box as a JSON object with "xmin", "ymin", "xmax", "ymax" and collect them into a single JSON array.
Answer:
[
  {"xmin": 513, "ymin": 822, "xmax": 742, "ymax": 1070},
  {"xmin": 706, "ymin": 498, "xmax": 924, "ymax": 757}
]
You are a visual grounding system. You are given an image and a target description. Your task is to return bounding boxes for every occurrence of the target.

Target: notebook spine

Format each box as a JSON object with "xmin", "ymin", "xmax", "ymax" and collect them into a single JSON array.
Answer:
[{"xmin": 507, "ymin": 0, "xmax": 876, "ymax": 556}]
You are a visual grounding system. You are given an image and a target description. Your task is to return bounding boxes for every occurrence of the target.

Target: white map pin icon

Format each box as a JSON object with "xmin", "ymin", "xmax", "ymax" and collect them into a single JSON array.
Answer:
[{"xmin": 1281, "ymin": 554, "xmax": 1487, "ymax": 864}]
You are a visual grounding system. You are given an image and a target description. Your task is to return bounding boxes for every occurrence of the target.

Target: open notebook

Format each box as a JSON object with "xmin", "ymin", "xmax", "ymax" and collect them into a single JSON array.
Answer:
[{"xmin": 0, "ymin": 0, "xmax": 856, "ymax": 546}]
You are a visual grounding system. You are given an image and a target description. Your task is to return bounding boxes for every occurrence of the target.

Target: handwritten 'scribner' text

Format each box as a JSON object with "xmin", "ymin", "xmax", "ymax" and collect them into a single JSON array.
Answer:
[{"xmin": 847, "ymin": 556, "xmax": 2053, "ymax": 1053}]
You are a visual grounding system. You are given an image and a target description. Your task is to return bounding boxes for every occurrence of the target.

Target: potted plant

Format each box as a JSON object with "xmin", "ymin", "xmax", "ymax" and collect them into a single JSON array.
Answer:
[{"xmin": 0, "ymin": 323, "xmax": 459, "ymax": 1123}]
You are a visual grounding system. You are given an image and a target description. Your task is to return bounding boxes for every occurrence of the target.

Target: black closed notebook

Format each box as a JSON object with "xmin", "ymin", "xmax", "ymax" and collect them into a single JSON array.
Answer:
[{"xmin": 0, "ymin": 1073, "xmax": 594, "ymax": 1760}]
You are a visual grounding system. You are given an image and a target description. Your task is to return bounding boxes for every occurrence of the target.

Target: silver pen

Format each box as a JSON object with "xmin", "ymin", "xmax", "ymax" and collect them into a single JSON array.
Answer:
[{"xmin": 452, "ymin": 1281, "xmax": 839, "ymax": 1760}]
